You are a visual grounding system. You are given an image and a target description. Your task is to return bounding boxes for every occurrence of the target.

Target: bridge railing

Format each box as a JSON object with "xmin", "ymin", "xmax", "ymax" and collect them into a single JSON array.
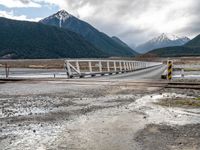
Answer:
[{"xmin": 64, "ymin": 59, "xmax": 162, "ymax": 78}]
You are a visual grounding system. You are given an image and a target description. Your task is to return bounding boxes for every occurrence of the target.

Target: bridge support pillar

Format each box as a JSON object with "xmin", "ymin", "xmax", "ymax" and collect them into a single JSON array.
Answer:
[
  {"xmin": 99, "ymin": 61, "xmax": 102, "ymax": 72},
  {"xmin": 65, "ymin": 61, "xmax": 72, "ymax": 78},
  {"xmin": 119, "ymin": 62, "xmax": 122, "ymax": 71},
  {"xmin": 131, "ymin": 62, "xmax": 134, "ymax": 71},
  {"xmin": 123, "ymin": 62, "xmax": 126, "ymax": 71},
  {"xmin": 129, "ymin": 62, "xmax": 131, "ymax": 71},
  {"xmin": 126, "ymin": 62, "xmax": 129, "ymax": 71},
  {"xmin": 88, "ymin": 61, "xmax": 92, "ymax": 73},
  {"xmin": 114, "ymin": 61, "xmax": 117, "ymax": 72},
  {"xmin": 107, "ymin": 61, "xmax": 110, "ymax": 72},
  {"xmin": 76, "ymin": 61, "xmax": 80, "ymax": 72}
]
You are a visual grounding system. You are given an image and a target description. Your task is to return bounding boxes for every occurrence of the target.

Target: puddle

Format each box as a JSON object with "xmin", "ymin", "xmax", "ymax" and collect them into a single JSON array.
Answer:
[{"xmin": 128, "ymin": 93, "xmax": 200, "ymax": 125}]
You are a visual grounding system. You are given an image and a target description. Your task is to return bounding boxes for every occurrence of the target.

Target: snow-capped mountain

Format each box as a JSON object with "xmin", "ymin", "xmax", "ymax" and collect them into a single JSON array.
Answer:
[
  {"xmin": 42, "ymin": 10, "xmax": 72, "ymax": 21},
  {"xmin": 135, "ymin": 33, "xmax": 190, "ymax": 54},
  {"xmin": 40, "ymin": 10, "xmax": 72, "ymax": 28},
  {"xmin": 40, "ymin": 10, "xmax": 138, "ymax": 57}
]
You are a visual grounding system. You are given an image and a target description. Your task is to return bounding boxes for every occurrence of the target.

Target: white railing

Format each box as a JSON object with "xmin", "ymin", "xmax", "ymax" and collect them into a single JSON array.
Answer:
[{"xmin": 64, "ymin": 59, "xmax": 162, "ymax": 78}]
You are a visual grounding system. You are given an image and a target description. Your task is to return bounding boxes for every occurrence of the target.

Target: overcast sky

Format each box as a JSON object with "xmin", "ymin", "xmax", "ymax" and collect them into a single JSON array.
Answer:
[{"xmin": 0, "ymin": 0, "xmax": 199, "ymax": 46}]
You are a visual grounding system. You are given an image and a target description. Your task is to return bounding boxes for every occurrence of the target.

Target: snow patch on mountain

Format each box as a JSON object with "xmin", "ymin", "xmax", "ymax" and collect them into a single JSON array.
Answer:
[
  {"xmin": 40, "ymin": 10, "xmax": 72, "ymax": 27},
  {"xmin": 55, "ymin": 10, "xmax": 72, "ymax": 21}
]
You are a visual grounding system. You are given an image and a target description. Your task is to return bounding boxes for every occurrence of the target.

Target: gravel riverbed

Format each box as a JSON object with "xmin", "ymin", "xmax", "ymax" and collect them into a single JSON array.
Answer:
[{"xmin": 0, "ymin": 80, "xmax": 200, "ymax": 150}]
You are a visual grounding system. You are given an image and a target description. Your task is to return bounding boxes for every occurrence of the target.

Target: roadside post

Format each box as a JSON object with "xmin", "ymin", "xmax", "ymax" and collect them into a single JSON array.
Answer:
[
  {"xmin": 5, "ymin": 63, "xmax": 10, "ymax": 78},
  {"xmin": 181, "ymin": 69, "xmax": 184, "ymax": 78},
  {"xmin": 167, "ymin": 60, "xmax": 173, "ymax": 80}
]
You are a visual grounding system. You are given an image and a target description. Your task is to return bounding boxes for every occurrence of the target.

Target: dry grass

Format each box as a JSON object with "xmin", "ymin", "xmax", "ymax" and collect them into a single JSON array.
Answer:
[
  {"xmin": 0, "ymin": 59, "xmax": 65, "ymax": 69},
  {"xmin": 156, "ymin": 98, "xmax": 200, "ymax": 108},
  {"xmin": 0, "ymin": 58, "xmax": 133, "ymax": 69},
  {"xmin": 183, "ymin": 68, "xmax": 200, "ymax": 71}
]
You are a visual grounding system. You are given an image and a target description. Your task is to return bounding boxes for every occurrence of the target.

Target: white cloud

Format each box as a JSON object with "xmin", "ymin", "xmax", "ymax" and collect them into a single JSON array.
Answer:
[
  {"xmin": 77, "ymin": 3, "xmax": 95, "ymax": 18},
  {"xmin": 0, "ymin": 0, "xmax": 41, "ymax": 8},
  {"xmin": 0, "ymin": 10, "xmax": 42, "ymax": 21},
  {"xmin": 33, "ymin": 0, "xmax": 66, "ymax": 8},
  {"xmin": 43, "ymin": 0, "xmax": 199, "ymax": 45}
]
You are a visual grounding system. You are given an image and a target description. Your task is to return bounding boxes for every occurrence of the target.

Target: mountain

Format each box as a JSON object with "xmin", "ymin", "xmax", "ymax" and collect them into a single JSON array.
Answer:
[
  {"xmin": 185, "ymin": 34, "xmax": 200, "ymax": 48},
  {"xmin": 147, "ymin": 34, "xmax": 200, "ymax": 57},
  {"xmin": 147, "ymin": 46, "xmax": 199, "ymax": 57},
  {"xmin": 111, "ymin": 36, "xmax": 129, "ymax": 47},
  {"xmin": 40, "ymin": 10, "xmax": 138, "ymax": 57},
  {"xmin": 0, "ymin": 17, "xmax": 106, "ymax": 59},
  {"xmin": 135, "ymin": 33, "xmax": 190, "ymax": 54}
]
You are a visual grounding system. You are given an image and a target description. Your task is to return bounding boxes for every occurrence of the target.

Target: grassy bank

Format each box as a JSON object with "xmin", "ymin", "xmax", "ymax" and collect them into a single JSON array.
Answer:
[{"xmin": 156, "ymin": 97, "xmax": 200, "ymax": 108}]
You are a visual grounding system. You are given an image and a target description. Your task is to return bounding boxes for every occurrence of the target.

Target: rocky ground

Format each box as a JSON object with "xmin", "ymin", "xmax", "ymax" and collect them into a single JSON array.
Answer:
[
  {"xmin": 0, "ymin": 80, "xmax": 200, "ymax": 150},
  {"xmin": 135, "ymin": 124, "xmax": 200, "ymax": 150}
]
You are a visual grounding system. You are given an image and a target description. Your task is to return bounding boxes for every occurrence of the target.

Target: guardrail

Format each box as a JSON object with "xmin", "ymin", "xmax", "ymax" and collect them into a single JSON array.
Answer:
[{"xmin": 64, "ymin": 59, "xmax": 162, "ymax": 78}]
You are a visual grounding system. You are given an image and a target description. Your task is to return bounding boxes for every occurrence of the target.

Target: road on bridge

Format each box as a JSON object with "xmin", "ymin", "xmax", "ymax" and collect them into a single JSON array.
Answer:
[{"xmin": 96, "ymin": 65, "xmax": 166, "ymax": 80}]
